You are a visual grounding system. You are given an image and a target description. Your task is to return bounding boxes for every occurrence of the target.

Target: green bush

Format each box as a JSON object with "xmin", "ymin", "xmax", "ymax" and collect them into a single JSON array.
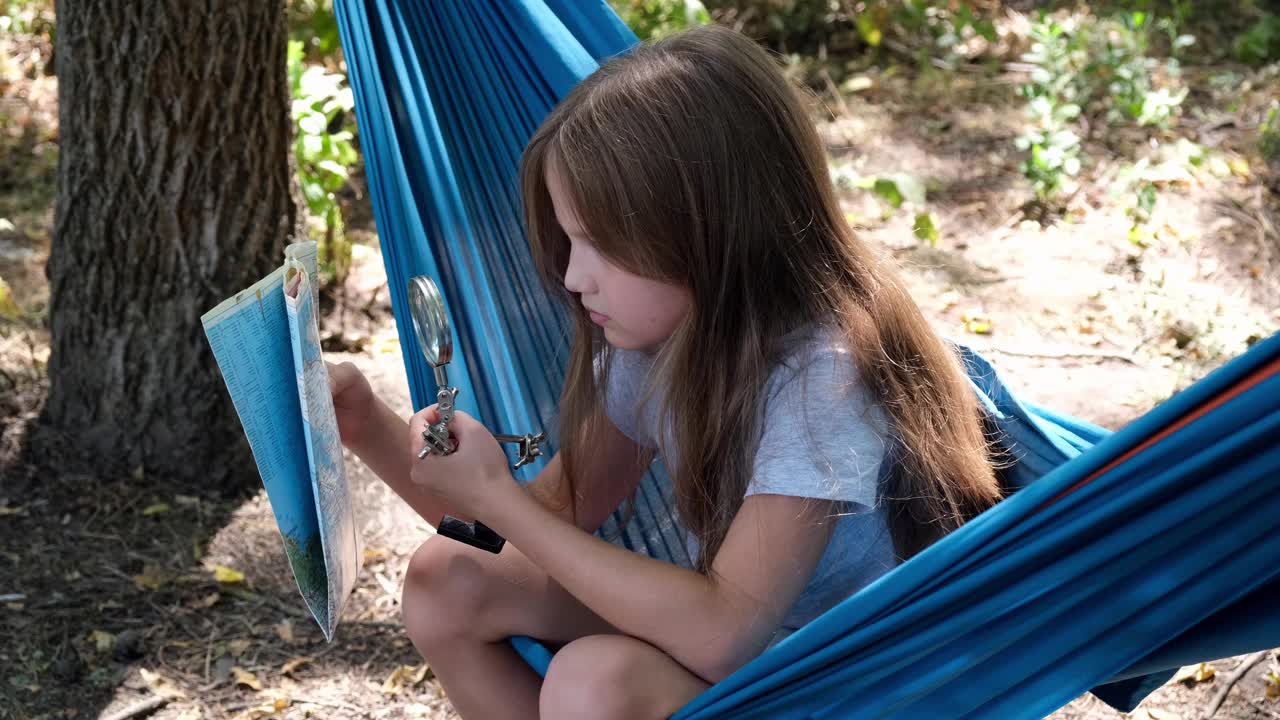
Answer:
[
  {"xmin": 1094, "ymin": 12, "xmax": 1187, "ymax": 128},
  {"xmin": 1016, "ymin": 16, "xmax": 1086, "ymax": 203},
  {"xmin": 0, "ymin": 0, "xmax": 52, "ymax": 35},
  {"xmin": 288, "ymin": 40, "xmax": 357, "ymax": 286},
  {"xmin": 1262, "ymin": 102, "xmax": 1280, "ymax": 165},
  {"xmin": 1233, "ymin": 13, "xmax": 1280, "ymax": 65},
  {"xmin": 1016, "ymin": 9, "xmax": 1190, "ymax": 204},
  {"xmin": 699, "ymin": 1, "xmax": 996, "ymax": 68},
  {"xmin": 610, "ymin": 0, "xmax": 710, "ymax": 41},
  {"xmin": 289, "ymin": 0, "xmax": 343, "ymax": 61}
]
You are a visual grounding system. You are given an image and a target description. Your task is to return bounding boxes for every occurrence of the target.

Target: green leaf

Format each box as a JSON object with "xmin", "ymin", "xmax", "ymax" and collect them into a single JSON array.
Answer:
[
  {"xmin": 871, "ymin": 178, "xmax": 903, "ymax": 208},
  {"xmin": 0, "ymin": 275, "xmax": 19, "ymax": 320},
  {"xmin": 855, "ymin": 13, "xmax": 882, "ymax": 48},
  {"xmin": 1128, "ymin": 224, "xmax": 1153, "ymax": 247},
  {"xmin": 298, "ymin": 113, "xmax": 326, "ymax": 137},
  {"xmin": 889, "ymin": 174, "xmax": 926, "ymax": 206},
  {"xmin": 317, "ymin": 160, "xmax": 349, "ymax": 179},
  {"xmin": 848, "ymin": 175, "xmax": 877, "ymax": 190},
  {"xmin": 300, "ymin": 134, "xmax": 323, "ymax": 159},
  {"xmin": 913, "ymin": 212, "xmax": 940, "ymax": 246}
]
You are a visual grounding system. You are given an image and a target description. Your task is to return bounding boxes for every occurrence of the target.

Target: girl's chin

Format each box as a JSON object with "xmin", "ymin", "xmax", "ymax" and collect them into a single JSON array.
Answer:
[
  {"xmin": 601, "ymin": 327, "xmax": 635, "ymax": 349},
  {"xmin": 603, "ymin": 328, "xmax": 666, "ymax": 354}
]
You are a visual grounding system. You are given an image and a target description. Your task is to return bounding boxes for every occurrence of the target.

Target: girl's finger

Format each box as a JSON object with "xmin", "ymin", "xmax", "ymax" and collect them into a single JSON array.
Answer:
[
  {"xmin": 410, "ymin": 404, "xmax": 445, "ymax": 459},
  {"xmin": 418, "ymin": 403, "xmax": 441, "ymax": 426}
]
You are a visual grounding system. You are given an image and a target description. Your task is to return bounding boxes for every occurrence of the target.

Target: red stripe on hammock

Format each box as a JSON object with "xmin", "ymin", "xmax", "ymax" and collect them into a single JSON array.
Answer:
[{"xmin": 1038, "ymin": 355, "xmax": 1280, "ymax": 511}]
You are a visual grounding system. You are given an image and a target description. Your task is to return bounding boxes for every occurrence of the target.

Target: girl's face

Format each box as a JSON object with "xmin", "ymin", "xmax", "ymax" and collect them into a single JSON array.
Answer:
[{"xmin": 545, "ymin": 162, "xmax": 691, "ymax": 352}]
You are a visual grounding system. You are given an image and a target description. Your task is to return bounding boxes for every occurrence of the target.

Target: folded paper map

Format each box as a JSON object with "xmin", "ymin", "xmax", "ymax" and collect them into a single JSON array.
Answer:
[{"xmin": 201, "ymin": 241, "xmax": 362, "ymax": 641}]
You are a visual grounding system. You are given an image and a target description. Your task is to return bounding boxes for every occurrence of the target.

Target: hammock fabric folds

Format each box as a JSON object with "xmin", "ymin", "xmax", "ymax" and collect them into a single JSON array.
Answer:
[{"xmin": 332, "ymin": 1, "xmax": 1280, "ymax": 717}]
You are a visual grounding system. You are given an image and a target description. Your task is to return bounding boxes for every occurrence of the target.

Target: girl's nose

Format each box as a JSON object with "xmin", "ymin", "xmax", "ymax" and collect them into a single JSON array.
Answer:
[{"xmin": 562, "ymin": 242, "xmax": 595, "ymax": 295}]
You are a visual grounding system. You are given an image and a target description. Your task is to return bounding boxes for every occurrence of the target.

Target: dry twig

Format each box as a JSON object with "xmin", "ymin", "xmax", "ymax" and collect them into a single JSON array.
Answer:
[
  {"xmin": 100, "ymin": 695, "xmax": 171, "ymax": 720},
  {"xmin": 293, "ymin": 696, "xmax": 368, "ymax": 714},
  {"xmin": 1202, "ymin": 650, "xmax": 1269, "ymax": 720},
  {"xmin": 984, "ymin": 345, "xmax": 1139, "ymax": 365}
]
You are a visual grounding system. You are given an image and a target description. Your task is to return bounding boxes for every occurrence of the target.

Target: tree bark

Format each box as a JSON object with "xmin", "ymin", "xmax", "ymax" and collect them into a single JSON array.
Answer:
[{"xmin": 44, "ymin": 0, "xmax": 297, "ymax": 491}]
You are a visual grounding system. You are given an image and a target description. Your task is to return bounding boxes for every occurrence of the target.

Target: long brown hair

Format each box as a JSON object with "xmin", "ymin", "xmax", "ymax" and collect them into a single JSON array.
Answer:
[{"xmin": 521, "ymin": 25, "xmax": 1000, "ymax": 569}]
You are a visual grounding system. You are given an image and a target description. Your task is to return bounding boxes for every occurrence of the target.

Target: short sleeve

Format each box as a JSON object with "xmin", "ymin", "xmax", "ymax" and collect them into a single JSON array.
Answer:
[
  {"xmin": 747, "ymin": 343, "xmax": 890, "ymax": 509},
  {"xmin": 599, "ymin": 348, "xmax": 660, "ymax": 449}
]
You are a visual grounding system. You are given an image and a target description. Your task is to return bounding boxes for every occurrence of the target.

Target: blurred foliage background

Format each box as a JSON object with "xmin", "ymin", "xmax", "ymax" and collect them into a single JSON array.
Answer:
[
  {"xmin": 5, "ymin": 0, "xmax": 1276, "ymax": 305},
  {"xmin": 0, "ymin": 0, "xmax": 1276, "ymax": 355}
]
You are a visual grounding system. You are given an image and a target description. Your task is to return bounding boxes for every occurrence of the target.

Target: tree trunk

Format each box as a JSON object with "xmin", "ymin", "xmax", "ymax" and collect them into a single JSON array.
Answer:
[{"xmin": 44, "ymin": 1, "xmax": 297, "ymax": 491}]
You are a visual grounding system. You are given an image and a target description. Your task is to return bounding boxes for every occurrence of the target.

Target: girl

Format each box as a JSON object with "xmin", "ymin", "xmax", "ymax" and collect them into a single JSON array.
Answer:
[{"xmin": 329, "ymin": 24, "xmax": 1001, "ymax": 720}]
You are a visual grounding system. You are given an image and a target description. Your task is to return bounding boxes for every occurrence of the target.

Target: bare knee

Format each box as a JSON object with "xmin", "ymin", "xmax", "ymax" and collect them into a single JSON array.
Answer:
[
  {"xmin": 401, "ymin": 537, "xmax": 496, "ymax": 655},
  {"xmin": 540, "ymin": 635, "xmax": 661, "ymax": 720}
]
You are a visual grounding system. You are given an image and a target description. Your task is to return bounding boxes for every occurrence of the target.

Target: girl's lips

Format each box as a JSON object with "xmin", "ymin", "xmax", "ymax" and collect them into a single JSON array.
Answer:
[{"xmin": 589, "ymin": 311, "xmax": 610, "ymax": 325}]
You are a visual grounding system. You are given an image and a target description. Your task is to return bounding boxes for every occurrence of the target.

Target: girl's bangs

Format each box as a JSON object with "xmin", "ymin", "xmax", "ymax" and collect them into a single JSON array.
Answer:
[{"xmin": 552, "ymin": 119, "xmax": 670, "ymax": 281}]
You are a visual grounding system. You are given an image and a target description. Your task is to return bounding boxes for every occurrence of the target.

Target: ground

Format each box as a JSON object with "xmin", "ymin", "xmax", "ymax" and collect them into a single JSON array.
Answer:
[{"xmin": 2, "ymin": 27, "xmax": 1279, "ymax": 720}]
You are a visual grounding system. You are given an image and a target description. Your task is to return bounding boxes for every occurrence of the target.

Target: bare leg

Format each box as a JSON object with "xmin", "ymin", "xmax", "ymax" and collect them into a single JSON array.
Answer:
[
  {"xmin": 540, "ymin": 635, "xmax": 710, "ymax": 720},
  {"xmin": 401, "ymin": 535, "xmax": 618, "ymax": 720}
]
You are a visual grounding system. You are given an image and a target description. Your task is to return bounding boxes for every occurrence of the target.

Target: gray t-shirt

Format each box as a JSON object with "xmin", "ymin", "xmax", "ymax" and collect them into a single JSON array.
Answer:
[{"xmin": 602, "ymin": 324, "xmax": 899, "ymax": 640}]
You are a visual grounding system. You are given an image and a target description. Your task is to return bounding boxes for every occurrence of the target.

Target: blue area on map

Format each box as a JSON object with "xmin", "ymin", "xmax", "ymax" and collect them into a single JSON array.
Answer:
[{"xmin": 203, "ymin": 272, "xmax": 322, "ymax": 553}]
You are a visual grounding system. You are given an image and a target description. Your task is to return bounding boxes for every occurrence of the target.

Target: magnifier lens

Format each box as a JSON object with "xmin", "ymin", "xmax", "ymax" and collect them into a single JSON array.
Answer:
[{"xmin": 408, "ymin": 276, "xmax": 452, "ymax": 368}]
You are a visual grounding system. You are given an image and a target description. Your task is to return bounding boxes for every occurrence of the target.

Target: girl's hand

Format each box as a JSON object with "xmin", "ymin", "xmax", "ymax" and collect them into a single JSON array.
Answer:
[
  {"xmin": 327, "ymin": 361, "xmax": 375, "ymax": 448},
  {"xmin": 409, "ymin": 406, "xmax": 515, "ymax": 520}
]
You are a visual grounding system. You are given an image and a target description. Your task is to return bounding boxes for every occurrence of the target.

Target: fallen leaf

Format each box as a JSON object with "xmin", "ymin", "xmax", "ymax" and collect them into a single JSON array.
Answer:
[
  {"xmin": 139, "ymin": 668, "xmax": 186, "ymax": 698},
  {"xmin": 232, "ymin": 697, "xmax": 290, "ymax": 720},
  {"xmin": 280, "ymin": 656, "xmax": 311, "ymax": 676},
  {"xmin": 212, "ymin": 565, "xmax": 245, "ymax": 584},
  {"xmin": 961, "ymin": 310, "xmax": 992, "ymax": 335},
  {"xmin": 90, "ymin": 630, "xmax": 115, "ymax": 653},
  {"xmin": 840, "ymin": 76, "xmax": 874, "ymax": 93},
  {"xmin": 1171, "ymin": 662, "xmax": 1215, "ymax": 685},
  {"xmin": 274, "ymin": 620, "xmax": 296, "ymax": 644},
  {"xmin": 133, "ymin": 564, "xmax": 168, "ymax": 590},
  {"xmin": 174, "ymin": 495, "xmax": 200, "ymax": 507},
  {"xmin": 382, "ymin": 664, "xmax": 430, "ymax": 695},
  {"xmin": 0, "ymin": 504, "xmax": 26, "ymax": 516},
  {"xmin": 141, "ymin": 503, "xmax": 170, "ymax": 516},
  {"xmin": 227, "ymin": 639, "xmax": 252, "ymax": 657},
  {"xmin": 1265, "ymin": 670, "xmax": 1279, "ymax": 700},
  {"xmin": 232, "ymin": 666, "xmax": 263, "ymax": 691},
  {"xmin": 363, "ymin": 547, "xmax": 389, "ymax": 561},
  {"xmin": 0, "ymin": 277, "xmax": 19, "ymax": 320},
  {"xmin": 194, "ymin": 592, "xmax": 220, "ymax": 609}
]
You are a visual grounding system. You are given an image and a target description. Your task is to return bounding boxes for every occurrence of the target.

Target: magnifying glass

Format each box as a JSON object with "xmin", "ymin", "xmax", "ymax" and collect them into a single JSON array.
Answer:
[
  {"xmin": 407, "ymin": 275, "xmax": 546, "ymax": 554},
  {"xmin": 408, "ymin": 275, "xmax": 459, "ymax": 457},
  {"xmin": 407, "ymin": 275, "xmax": 505, "ymax": 553}
]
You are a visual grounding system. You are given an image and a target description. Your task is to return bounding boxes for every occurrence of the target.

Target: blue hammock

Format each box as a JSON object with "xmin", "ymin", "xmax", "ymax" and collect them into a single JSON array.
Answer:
[{"xmin": 332, "ymin": 1, "xmax": 1280, "ymax": 717}]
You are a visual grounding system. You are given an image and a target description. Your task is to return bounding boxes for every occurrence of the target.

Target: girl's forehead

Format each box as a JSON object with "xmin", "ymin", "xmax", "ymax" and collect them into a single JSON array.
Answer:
[{"xmin": 544, "ymin": 158, "xmax": 588, "ymax": 237}]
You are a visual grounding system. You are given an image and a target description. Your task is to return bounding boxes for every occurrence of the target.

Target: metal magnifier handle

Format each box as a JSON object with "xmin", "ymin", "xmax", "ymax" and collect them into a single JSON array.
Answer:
[{"xmin": 407, "ymin": 275, "xmax": 506, "ymax": 555}]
